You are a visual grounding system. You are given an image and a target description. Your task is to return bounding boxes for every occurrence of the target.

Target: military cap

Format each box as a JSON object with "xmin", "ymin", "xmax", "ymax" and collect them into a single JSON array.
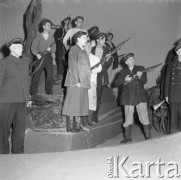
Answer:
[
  {"xmin": 175, "ymin": 42, "xmax": 181, "ymax": 52},
  {"xmin": 6, "ymin": 38, "xmax": 24, "ymax": 48},
  {"xmin": 95, "ymin": 32, "xmax": 107, "ymax": 40},
  {"xmin": 124, "ymin": 53, "xmax": 134, "ymax": 62}
]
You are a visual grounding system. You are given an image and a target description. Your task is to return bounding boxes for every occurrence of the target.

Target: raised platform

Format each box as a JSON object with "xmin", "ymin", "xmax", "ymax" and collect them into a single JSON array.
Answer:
[
  {"xmin": 24, "ymin": 87, "xmax": 123, "ymax": 153},
  {"xmin": 1, "ymin": 132, "xmax": 180, "ymax": 180}
]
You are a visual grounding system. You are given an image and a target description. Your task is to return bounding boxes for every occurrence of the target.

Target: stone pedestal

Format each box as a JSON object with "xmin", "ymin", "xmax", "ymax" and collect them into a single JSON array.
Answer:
[{"xmin": 25, "ymin": 77, "xmax": 123, "ymax": 153}]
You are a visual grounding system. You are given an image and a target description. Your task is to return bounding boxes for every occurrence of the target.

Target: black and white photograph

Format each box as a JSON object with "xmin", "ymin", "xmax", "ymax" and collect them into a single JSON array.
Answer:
[{"xmin": 0, "ymin": 0, "xmax": 181, "ymax": 179}]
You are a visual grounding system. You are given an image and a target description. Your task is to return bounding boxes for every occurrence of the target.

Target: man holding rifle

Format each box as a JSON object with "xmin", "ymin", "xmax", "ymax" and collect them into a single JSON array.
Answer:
[
  {"xmin": 115, "ymin": 53, "xmax": 151, "ymax": 143},
  {"xmin": 30, "ymin": 18, "xmax": 56, "ymax": 95}
]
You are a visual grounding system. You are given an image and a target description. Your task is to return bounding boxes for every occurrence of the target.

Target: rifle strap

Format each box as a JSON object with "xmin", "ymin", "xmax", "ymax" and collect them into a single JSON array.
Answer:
[{"xmin": 30, "ymin": 55, "xmax": 46, "ymax": 76}]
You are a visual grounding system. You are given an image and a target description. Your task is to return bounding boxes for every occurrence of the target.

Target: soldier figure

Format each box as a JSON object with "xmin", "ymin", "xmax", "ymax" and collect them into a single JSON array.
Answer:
[
  {"xmin": 115, "ymin": 53, "xmax": 151, "ymax": 143},
  {"xmin": 164, "ymin": 43, "xmax": 181, "ymax": 134}
]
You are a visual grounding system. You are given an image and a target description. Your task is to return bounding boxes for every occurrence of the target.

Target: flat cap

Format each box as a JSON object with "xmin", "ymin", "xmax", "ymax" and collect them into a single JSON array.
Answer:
[
  {"xmin": 6, "ymin": 38, "xmax": 24, "ymax": 48},
  {"xmin": 124, "ymin": 53, "xmax": 134, "ymax": 62}
]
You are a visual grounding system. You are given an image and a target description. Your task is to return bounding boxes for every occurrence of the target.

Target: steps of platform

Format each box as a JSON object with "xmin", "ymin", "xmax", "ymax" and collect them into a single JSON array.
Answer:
[
  {"xmin": 98, "ymin": 106, "xmax": 122, "ymax": 122},
  {"xmin": 24, "ymin": 105, "xmax": 123, "ymax": 154},
  {"xmin": 25, "ymin": 77, "xmax": 122, "ymax": 153}
]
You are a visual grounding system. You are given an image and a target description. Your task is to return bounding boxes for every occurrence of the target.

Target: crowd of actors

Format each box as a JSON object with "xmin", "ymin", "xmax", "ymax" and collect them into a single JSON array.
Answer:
[{"xmin": 1, "ymin": 14, "xmax": 181, "ymax": 154}]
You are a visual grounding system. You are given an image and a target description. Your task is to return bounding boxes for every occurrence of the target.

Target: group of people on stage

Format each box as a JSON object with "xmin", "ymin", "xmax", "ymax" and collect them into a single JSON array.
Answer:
[{"xmin": 1, "ymin": 14, "xmax": 181, "ymax": 154}]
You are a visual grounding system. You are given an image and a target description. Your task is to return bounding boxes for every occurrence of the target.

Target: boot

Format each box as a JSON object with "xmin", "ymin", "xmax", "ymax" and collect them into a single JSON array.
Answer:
[
  {"xmin": 66, "ymin": 116, "xmax": 72, "ymax": 132},
  {"xmin": 87, "ymin": 110, "xmax": 94, "ymax": 127},
  {"xmin": 120, "ymin": 125, "xmax": 132, "ymax": 143},
  {"xmin": 73, "ymin": 117, "xmax": 83, "ymax": 132},
  {"xmin": 143, "ymin": 125, "xmax": 151, "ymax": 140},
  {"xmin": 92, "ymin": 110, "xmax": 99, "ymax": 123},
  {"xmin": 81, "ymin": 116, "xmax": 89, "ymax": 127},
  {"xmin": 165, "ymin": 118, "xmax": 171, "ymax": 135},
  {"xmin": 66, "ymin": 116, "xmax": 76, "ymax": 133}
]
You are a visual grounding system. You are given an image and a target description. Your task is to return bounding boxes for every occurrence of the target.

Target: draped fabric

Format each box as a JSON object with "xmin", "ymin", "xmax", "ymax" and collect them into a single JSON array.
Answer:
[{"xmin": 0, "ymin": 0, "xmax": 31, "ymax": 58}]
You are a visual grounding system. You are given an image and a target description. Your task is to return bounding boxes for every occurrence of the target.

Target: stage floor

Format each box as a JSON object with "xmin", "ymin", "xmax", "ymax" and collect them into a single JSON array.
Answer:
[{"xmin": 0, "ymin": 132, "xmax": 180, "ymax": 180}]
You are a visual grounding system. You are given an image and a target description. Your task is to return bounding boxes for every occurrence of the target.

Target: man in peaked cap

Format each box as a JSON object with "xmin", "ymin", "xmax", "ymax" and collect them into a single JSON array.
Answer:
[
  {"xmin": 0, "ymin": 38, "xmax": 30, "ymax": 154},
  {"xmin": 6, "ymin": 37, "xmax": 24, "ymax": 48},
  {"xmin": 164, "ymin": 42, "xmax": 181, "ymax": 134},
  {"xmin": 115, "ymin": 53, "xmax": 151, "ymax": 143}
]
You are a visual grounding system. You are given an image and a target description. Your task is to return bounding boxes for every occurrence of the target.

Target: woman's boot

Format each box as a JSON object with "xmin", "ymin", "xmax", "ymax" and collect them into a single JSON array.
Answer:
[
  {"xmin": 81, "ymin": 116, "xmax": 89, "ymax": 127},
  {"xmin": 73, "ymin": 117, "xmax": 83, "ymax": 132},
  {"xmin": 120, "ymin": 125, "xmax": 132, "ymax": 143},
  {"xmin": 66, "ymin": 116, "xmax": 76, "ymax": 133},
  {"xmin": 66, "ymin": 116, "xmax": 71, "ymax": 132}
]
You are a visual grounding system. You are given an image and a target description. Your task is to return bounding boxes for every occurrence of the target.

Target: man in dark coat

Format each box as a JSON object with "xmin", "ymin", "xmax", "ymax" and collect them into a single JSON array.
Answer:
[
  {"xmin": 164, "ymin": 43, "xmax": 181, "ymax": 134},
  {"xmin": 115, "ymin": 53, "xmax": 151, "ymax": 143},
  {"xmin": 0, "ymin": 38, "xmax": 30, "ymax": 154}
]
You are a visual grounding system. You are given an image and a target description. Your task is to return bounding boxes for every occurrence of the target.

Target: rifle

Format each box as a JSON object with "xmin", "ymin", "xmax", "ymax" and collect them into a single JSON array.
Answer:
[
  {"xmin": 29, "ymin": 41, "xmax": 56, "ymax": 75},
  {"xmin": 124, "ymin": 63, "xmax": 162, "ymax": 85},
  {"xmin": 91, "ymin": 37, "xmax": 131, "ymax": 70},
  {"xmin": 118, "ymin": 54, "xmax": 126, "ymax": 59},
  {"xmin": 52, "ymin": 14, "xmax": 71, "ymax": 29}
]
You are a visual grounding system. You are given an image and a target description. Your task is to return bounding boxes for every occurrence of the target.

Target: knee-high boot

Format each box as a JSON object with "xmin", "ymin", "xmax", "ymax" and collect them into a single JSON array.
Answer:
[
  {"xmin": 73, "ymin": 117, "xmax": 83, "ymax": 132},
  {"xmin": 87, "ymin": 110, "xmax": 94, "ymax": 127},
  {"xmin": 120, "ymin": 125, "xmax": 132, "ymax": 143},
  {"xmin": 66, "ymin": 116, "xmax": 75, "ymax": 133},
  {"xmin": 81, "ymin": 116, "xmax": 89, "ymax": 127},
  {"xmin": 92, "ymin": 110, "xmax": 99, "ymax": 123},
  {"xmin": 143, "ymin": 125, "xmax": 151, "ymax": 140},
  {"xmin": 66, "ymin": 116, "xmax": 71, "ymax": 132}
]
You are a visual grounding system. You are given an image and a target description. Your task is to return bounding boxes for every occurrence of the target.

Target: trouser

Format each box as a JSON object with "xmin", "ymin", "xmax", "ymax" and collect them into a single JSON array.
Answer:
[
  {"xmin": 167, "ymin": 102, "xmax": 181, "ymax": 134},
  {"xmin": 56, "ymin": 56, "xmax": 65, "ymax": 76},
  {"xmin": 88, "ymin": 82, "xmax": 97, "ymax": 111},
  {"xmin": 93, "ymin": 79, "xmax": 103, "ymax": 119},
  {"xmin": 123, "ymin": 103, "xmax": 150, "ymax": 128},
  {"xmin": 30, "ymin": 54, "xmax": 53, "ymax": 95},
  {"xmin": 0, "ymin": 103, "xmax": 26, "ymax": 154}
]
